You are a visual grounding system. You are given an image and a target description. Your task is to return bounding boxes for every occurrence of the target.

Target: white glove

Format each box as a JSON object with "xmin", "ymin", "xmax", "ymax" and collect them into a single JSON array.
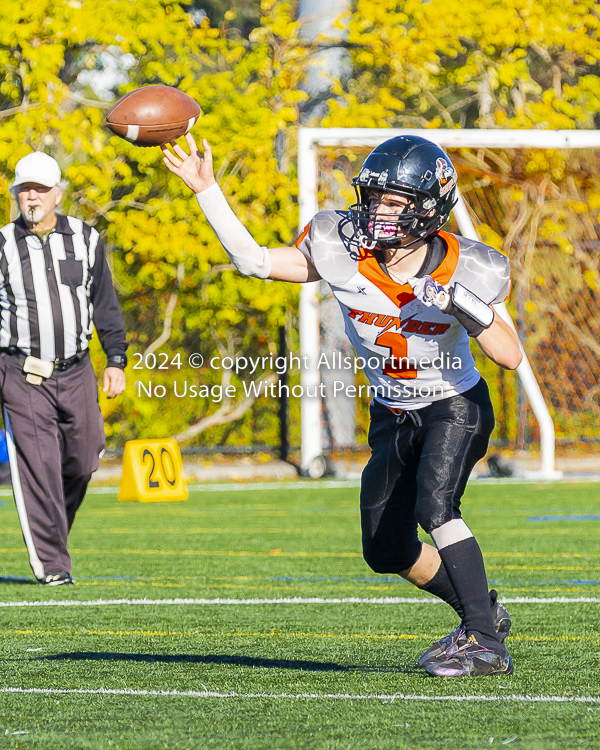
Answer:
[{"xmin": 407, "ymin": 275, "xmax": 450, "ymax": 310}]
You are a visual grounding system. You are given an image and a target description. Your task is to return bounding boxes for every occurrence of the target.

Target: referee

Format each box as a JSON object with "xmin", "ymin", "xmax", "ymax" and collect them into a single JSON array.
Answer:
[{"xmin": 0, "ymin": 152, "xmax": 127, "ymax": 585}]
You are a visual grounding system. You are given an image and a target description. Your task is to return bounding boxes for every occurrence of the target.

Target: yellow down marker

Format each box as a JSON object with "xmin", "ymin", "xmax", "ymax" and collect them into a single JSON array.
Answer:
[{"xmin": 118, "ymin": 439, "xmax": 188, "ymax": 503}]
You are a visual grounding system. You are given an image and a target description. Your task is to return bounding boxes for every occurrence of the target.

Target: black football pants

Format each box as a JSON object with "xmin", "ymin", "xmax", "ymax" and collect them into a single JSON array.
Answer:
[
  {"xmin": 0, "ymin": 352, "xmax": 105, "ymax": 578},
  {"xmin": 360, "ymin": 377, "xmax": 495, "ymax": 574}
]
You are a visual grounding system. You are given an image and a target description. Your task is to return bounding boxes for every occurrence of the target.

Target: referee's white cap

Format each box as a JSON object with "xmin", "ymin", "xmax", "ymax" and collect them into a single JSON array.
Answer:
[{"xmin": 13, "ymin": 152, "xmax": 62, "ymax": 188}]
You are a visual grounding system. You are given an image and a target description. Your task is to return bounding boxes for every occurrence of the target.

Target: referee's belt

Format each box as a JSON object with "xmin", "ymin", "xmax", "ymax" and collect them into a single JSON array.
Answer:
[
  {"xmin": 0, "ymin": 347, "xmax": 85, "ymax": 371},
  {"xmin": 54, "ymin": 353, "xmax": 82, "ymax": 371}
]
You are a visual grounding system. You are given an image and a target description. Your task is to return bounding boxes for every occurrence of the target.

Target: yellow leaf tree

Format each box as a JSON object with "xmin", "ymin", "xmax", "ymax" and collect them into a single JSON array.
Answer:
[{"xmin": 0, "ymin": 0, "xmax": 312, "ymax": 449}]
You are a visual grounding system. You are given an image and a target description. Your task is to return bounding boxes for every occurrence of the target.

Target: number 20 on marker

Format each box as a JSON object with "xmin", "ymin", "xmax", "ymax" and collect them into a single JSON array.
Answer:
[{"xmin": 119, "ymin": 439, "xmax": 188, "ymax": 503}]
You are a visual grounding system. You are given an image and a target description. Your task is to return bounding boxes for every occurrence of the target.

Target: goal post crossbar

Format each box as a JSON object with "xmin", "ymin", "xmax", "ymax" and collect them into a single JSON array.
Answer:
[{"xmin": 298, "ymin": 128, "xmax": 600, "ymax": 479}]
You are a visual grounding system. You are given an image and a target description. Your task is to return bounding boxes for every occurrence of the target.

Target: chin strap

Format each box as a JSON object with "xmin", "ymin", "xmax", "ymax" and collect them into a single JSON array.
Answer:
[{"xmin": 358, "ymin": 233, "xmax": 378, "ymax": 250}]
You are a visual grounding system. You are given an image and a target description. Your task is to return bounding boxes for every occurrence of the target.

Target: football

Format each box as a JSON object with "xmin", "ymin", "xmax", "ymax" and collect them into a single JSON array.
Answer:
[{"xmin": 106, "ymin": 85, "xmax": 201, "ymax": 147}]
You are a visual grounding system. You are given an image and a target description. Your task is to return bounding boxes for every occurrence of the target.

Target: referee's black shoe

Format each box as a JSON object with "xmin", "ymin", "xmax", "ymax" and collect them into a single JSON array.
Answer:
[{"xmin": 36, "ymin": 571, "xmax": 75, "ymax": 586}]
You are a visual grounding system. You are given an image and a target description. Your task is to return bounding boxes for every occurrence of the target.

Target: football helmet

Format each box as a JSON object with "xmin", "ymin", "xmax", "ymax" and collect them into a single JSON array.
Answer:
[{"xmin": 349, "ymin": 135, "xmax": 458, "ymax": 248}]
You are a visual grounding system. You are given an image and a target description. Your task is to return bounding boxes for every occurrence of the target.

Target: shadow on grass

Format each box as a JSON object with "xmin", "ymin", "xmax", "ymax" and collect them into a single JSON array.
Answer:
[
  {"xmin": 0, "ymin": 576, "xmax": 36, "ymax": 585},
  {"xmin": 36, "ymin": 652, "xmax": 420, "ymax": 673}
]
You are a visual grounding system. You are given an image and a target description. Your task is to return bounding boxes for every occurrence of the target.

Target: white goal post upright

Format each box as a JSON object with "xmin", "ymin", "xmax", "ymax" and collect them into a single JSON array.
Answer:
[{"xmin": 298, "ymin": 128, "xmax": 600, "ymax": 479}]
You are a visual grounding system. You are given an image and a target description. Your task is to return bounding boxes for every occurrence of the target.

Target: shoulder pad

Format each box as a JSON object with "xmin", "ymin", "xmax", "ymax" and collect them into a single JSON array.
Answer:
[
  {"xmin": 452, "ymin": 235, "xmax": 511, "ymax": 305},
  {"xmin": 300, "ymin": 210, "xmax": 360, "ymax": 286}
]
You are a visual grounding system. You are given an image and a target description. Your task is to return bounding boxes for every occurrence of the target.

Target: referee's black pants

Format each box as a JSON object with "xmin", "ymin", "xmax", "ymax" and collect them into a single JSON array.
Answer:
[
  {"xmin": 360, "ymin": 377, "xmax": 495, "ymax": 574},
  {"xmin": 0, "ymin": 352, "xmax": 105, "ymax": 579}
]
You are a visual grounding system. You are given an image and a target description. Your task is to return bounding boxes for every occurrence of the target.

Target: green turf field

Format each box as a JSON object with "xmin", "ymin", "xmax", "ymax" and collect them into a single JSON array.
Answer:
[{"xmin": 1, "ymin": 480, "xmax": 600, "ymax": 750}]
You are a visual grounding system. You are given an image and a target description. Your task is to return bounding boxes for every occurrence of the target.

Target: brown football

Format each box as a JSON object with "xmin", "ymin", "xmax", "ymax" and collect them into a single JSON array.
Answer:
[{"xmin": 106, "ymin": 85, "xmax": 201, "ymax": 147}]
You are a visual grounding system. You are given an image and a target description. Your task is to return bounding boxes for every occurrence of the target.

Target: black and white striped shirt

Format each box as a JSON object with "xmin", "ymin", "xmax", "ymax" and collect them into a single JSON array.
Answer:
[{"xmin": 0, "ymin": 214, "xmax": 126, "ymax": 361}]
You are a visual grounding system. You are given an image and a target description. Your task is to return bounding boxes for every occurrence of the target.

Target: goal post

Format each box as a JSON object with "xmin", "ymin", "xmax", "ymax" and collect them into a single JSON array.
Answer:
[{"xmin": 298, "ymin": 128, "xmax": 600, "ymax": 479}]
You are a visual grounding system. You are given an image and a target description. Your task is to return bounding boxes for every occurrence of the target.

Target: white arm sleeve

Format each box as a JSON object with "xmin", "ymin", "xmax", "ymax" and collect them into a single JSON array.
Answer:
[{"xmin": 195, "ymin": 183, "xmax": 272, "ymax": 279}]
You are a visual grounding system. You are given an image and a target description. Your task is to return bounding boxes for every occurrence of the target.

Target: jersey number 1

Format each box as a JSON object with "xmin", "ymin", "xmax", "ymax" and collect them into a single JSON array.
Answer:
[{"xmin": 375, "ymin": 329, "xmax": 417, "ymax": 379}]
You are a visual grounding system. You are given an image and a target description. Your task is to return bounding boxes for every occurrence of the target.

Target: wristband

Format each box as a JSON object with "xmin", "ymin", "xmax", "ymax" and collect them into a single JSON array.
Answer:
[
  {"xmin": 195, "ymin": 184, "xmax": 272, "ymax": 279},
  {"xmin": 444, "ymin": 284, "xmax": 494, "ymax": 337},
  {"xmin": 106, "ymin": 354, "xmax": 127, "ymax": 370}
]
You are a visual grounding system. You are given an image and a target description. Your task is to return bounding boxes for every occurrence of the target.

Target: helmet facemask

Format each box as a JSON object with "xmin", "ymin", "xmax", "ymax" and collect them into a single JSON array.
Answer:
[{"xmin": 349, "ymin": 186, "xmax": 443, "ymax": 249}]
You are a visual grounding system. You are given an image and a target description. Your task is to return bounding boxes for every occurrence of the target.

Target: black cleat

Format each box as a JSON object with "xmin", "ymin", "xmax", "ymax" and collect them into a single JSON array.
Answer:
[
  {"xmin": 489, "ymin": 588, "xmax": 511, "ymax": 642},
  {"xmin": 37, "ymin": 571, "xmax": 75, "ymax": 586},
  {"xmin": 424, "ymin": 636, "xmax": 513, "ymax": 677},
  {"xmin": 418, "ymin": 623, "xmax": 467, "ymax": 668},
  {"xmin": 418, "ymin": 589, "xmax": 511, "ymax": 668}
]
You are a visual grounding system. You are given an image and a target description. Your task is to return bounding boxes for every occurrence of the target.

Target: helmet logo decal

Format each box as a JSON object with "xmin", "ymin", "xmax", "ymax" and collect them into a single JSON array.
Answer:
[{"xmin": 435, "ymin": 158, "xmax": 457, "ymax": 196}]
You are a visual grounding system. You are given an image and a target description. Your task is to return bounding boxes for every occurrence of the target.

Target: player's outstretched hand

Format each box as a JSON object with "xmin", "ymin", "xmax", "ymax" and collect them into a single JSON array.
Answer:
[{"xmin": 161, "ymin": 133, "xmax": 216, "ymax": 194}]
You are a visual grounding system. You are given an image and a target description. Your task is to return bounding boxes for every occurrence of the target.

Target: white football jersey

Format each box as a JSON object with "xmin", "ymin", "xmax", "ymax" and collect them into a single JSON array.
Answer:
[{"xmin": 296, "ymin": 210, "xmax": 511, "ymax": 410}]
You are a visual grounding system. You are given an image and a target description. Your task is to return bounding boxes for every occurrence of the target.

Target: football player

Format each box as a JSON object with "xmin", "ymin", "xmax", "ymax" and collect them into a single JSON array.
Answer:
[{"xmin": 162, "ymin": 133, "xmax": 522, "ymax": 677}]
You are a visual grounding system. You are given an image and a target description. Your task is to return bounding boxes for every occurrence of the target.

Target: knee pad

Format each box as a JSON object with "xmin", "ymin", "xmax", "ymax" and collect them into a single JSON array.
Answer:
[{"xmin": 362, "ymin": 539, "xmax": 421, "ymax": 574}]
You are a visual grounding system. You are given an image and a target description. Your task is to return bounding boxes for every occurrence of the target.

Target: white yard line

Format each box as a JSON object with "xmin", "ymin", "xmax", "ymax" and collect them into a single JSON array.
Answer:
[
  {"xmin": 0, "ymin": 686, "xmax": 599, "ymax": 703},
  {"xmin": 111, "ymin": 475, "xmax": 600, "ymax": 491},
  {"xmin": 0, "ymin": 596, "xmax": 599, "ymax": 608},
  {"xmin": 0, "ymin": 474, "xmax": 596, "ymax": 498}
]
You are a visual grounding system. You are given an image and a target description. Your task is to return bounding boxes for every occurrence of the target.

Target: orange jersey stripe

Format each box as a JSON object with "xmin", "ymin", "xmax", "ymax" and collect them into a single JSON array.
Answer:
[
  {"xmin": 433, "ymin": 232, "xmax": 460, "ymax": 286},
  {"xmin": 295, "ymin": 223, "xmax": 310, "ymax": 248},
  {"xmin": 358, "ymin": 233, "xmax": 460, "ymax": 309},
  {"xmin": 358, "ymin": 252, "xmax": 415, "ymax": 309}
]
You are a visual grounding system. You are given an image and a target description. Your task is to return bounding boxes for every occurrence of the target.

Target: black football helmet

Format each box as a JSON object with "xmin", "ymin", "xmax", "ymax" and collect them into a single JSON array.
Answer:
[{"xmin": 349, "ymin": 135, "xmax": 458, "ymax": 248}]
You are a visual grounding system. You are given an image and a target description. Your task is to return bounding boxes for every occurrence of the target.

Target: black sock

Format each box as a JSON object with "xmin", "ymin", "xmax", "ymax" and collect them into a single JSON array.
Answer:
[
  {"xmin": 418, "ymin": 562, "xmax": 465, "ymax": 620},
  {"xmin": 438, "ymin": 537, "xmax": 501, "ymax": 650}
]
